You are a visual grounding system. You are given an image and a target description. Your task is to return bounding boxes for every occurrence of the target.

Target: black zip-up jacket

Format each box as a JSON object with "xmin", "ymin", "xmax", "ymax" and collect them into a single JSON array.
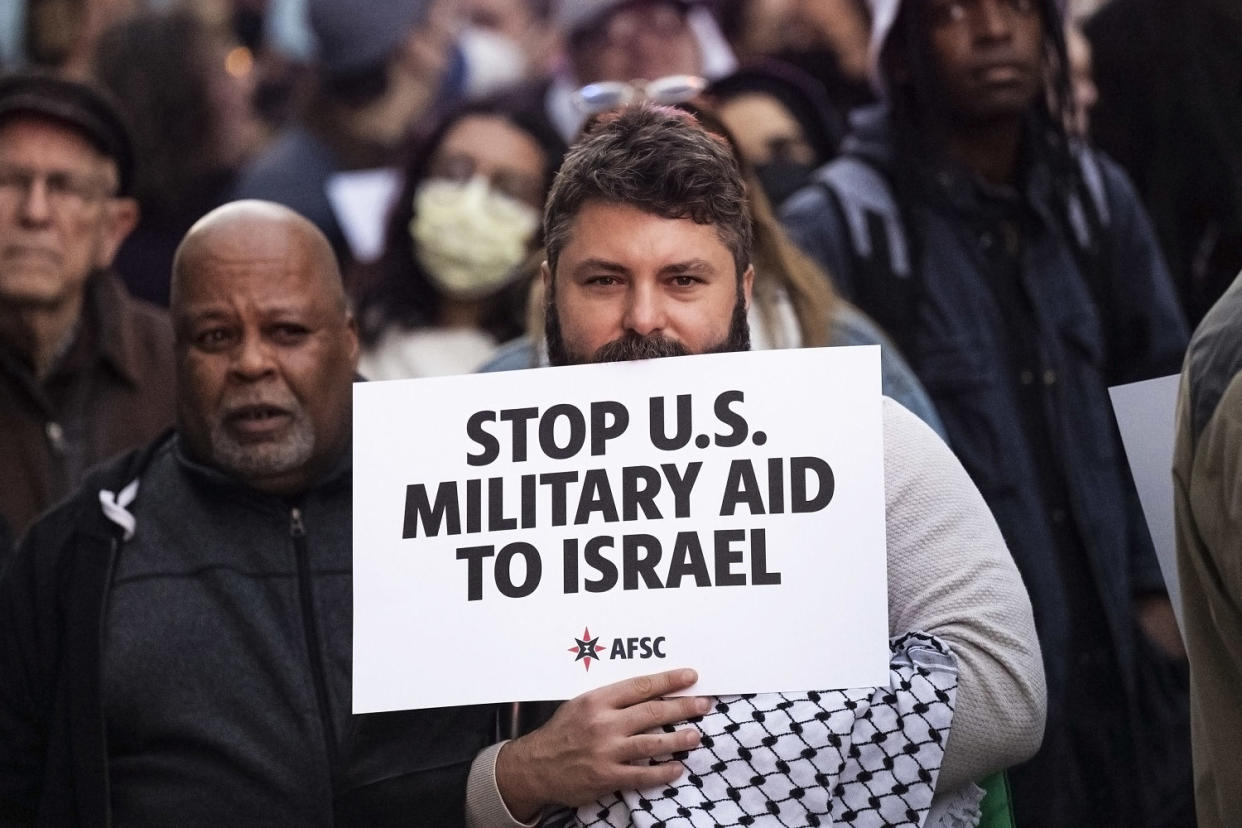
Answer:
[{"xmin": 0, "ymin": 432, "xmax": 499, "ymax": 826}]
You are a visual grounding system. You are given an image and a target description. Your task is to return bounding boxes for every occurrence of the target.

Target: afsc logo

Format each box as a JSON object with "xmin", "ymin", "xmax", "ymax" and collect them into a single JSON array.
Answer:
[{"xmin": 567, "ymin": 627, "xmax": 667, "ymax": 671}]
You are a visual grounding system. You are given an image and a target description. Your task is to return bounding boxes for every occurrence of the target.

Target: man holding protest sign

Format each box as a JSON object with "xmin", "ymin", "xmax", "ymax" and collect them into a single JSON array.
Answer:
[{"xmin": 480, "ymin": 104, "xmax": 1046, "ymax": 825}]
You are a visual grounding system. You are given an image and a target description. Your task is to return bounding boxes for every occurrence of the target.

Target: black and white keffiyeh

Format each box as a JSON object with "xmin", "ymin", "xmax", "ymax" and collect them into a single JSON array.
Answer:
[{"xmin": 568, "ymin": 632, "xmax": 958, "ymax": 828}]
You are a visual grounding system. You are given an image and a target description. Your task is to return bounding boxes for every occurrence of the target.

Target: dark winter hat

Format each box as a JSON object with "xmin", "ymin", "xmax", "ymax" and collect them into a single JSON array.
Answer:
[
  {"xmin": 555, "ymin": 0, "xmax": 695, "ymax": 40},
  {"xmin": 309, "ymin": 0, "xmax": 434, "ymax": 78},
  {"xmin": 0, "ymin": 72, "xmax": 135, "ymax": 196},
  {"xmin": 709, "ymin": 60, "xmax": 845, "ymax": 164}
]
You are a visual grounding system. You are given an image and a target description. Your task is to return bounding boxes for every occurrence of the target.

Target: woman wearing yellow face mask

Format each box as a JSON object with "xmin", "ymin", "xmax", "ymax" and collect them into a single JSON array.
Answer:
[{"xmin": 353, "ymin": 101, "xmax": 562, "ymax": 379}]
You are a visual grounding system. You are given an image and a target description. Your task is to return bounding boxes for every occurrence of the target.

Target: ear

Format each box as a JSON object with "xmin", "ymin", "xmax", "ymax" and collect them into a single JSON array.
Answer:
[
  {"xmin": 344, "ymin": 313, "xmax": 361, "ymax": 369},
  {"xmin": 93, "ymin": 197, "xmax": 140, "ymax": 269},
  {"xmin": 741, "ymin": 264, "xmax": 755, "ymax": 310},
  {"xmin": 540, "ymin": 260, "xmax": 553, "ymax": 295}
]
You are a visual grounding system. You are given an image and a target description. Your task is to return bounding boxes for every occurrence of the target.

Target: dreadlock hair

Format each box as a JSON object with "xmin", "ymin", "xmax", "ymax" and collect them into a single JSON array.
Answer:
[{"xmin": 877, "ymin": 0, "xmax": 1088, "ymax": 269}]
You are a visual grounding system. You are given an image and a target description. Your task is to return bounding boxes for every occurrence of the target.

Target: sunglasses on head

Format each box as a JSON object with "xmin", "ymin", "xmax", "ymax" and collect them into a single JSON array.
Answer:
[{"xmin": 571, "ymin": 74, "xmax": 708, "ymax": 116}]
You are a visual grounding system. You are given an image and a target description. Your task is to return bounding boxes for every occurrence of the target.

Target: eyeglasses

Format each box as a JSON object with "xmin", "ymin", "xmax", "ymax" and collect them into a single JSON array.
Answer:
[
  {"xmin": 572, "ymin": 74, "xmax": 708, "ymax": 116},
  {"xmin": 0, "ymin": 165, "xmax": 115, "ymax": 214}
]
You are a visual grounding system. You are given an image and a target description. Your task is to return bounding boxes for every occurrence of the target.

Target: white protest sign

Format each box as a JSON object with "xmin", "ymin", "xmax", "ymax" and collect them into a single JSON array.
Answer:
[
  {"xmin": 352, "ymin": 346, "xmax": 889, "ymax": 713},
  {"xmin": 1109, "ymin": 373, "xmax": 1184, "ymax": 635}
]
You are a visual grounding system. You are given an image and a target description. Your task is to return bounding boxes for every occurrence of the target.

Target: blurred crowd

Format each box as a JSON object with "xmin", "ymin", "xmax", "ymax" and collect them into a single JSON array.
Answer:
[
  {"xmin": 2, "ymin": 0, "xmax": 1242, "ymax": 825},
  {"xmin": 2, "ymin": 0, "xmax": 1238, "ymax": 358}
]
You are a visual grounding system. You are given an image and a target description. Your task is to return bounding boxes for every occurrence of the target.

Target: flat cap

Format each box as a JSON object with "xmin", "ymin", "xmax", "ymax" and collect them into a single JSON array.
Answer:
[{"xmin": 0, "ymin": 72, "xmax": 135, "ymax": 196}]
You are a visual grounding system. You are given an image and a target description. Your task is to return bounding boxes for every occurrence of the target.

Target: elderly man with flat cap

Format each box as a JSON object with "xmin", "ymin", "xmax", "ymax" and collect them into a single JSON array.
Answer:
[
  {"xmin": 0, "ymin": 199, "xmax": 715, "ymax": 826},
  {"xmin": 0, "ymin": 72, "xmax": 171, "ymax": 557}
]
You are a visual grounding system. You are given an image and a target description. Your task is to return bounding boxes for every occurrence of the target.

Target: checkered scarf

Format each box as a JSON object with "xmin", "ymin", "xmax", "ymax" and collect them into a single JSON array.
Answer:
[{"xmin": 564, "ymin": 632, "xmax": 958, "ymax": 828}]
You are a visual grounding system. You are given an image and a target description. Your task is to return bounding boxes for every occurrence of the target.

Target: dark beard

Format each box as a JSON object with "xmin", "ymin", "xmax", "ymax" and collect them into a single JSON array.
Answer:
[{"xmin": 545, "ymin": 296, "xmax": 751, "ymax": 366}]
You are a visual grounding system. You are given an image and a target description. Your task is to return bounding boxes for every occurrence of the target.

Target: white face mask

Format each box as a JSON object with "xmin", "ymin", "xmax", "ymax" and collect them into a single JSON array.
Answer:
[
  {"xmin": 410, "ymin": 175, "xmax": 540, "ymax": 299},
  {"xmin": 458, "ymin": 25, "xmax": 529, "ymax": 99}
]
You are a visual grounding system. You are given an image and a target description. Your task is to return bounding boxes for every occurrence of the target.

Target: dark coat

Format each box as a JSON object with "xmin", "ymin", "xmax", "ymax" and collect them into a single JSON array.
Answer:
[
  {"xmin": 781, "ymin": 106, "xmax": 1190, "ymax": 826},
  {"xmin": 0, "ymin": 270, "xmax": 175, "ymax": 547},
  {"xmin": 0, "ymin": 434, "xmax": 501, "ymax": 826}
]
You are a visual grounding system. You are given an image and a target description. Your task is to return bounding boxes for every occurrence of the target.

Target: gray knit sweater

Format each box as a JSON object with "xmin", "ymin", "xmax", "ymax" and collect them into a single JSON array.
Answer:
[{"xmin": 467, "ymin": 398, "xmax": 1047, "ymax": 825}]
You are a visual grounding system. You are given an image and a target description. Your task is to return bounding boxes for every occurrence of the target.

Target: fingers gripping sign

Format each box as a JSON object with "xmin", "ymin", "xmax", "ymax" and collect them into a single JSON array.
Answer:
[{"xmin": 496, "ymin": 668, "xmax": 709, "ymax": 820}]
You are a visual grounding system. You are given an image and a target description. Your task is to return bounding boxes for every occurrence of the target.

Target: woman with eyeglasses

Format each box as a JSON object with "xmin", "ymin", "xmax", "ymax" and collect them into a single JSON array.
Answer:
[{"xmin": 352, "ymin": 101, "xmax": 563, "ymax": 380}]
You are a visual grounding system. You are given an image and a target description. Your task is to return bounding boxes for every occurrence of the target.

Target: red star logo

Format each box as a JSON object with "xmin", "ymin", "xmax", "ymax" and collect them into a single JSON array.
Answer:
[{"xmin": 569, "ymin": 627, "xmax": 606, "ymax": 671}]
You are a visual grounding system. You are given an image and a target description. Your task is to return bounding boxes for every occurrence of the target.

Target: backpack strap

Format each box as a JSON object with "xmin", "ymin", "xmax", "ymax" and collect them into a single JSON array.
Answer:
[
  {"xmin": 815, "ymin": 156, "xmax": 921, "ymax": 358},
  {"xmin": 1065, "ymin": 147, "xmax": 1112, "ymax": 270},
  {"xmin": 1075, "ymin": 147, "xmax": 1111, "ymax": 229},
  {"xmin": 1062, "ymin": 146, "xmax": 1126, "ymax": 374}
]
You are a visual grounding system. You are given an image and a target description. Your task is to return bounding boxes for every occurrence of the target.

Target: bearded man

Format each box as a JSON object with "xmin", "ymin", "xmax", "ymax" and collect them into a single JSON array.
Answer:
[{"xmin": 497, "ymin": 102, "xmax": 1047, "ymax": 826}]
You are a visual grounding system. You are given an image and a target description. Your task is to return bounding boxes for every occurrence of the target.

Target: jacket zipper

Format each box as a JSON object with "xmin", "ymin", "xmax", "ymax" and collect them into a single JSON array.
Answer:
[{"xmin": 291, "ymin": 506, "xmax": 340, "ymax": 774}]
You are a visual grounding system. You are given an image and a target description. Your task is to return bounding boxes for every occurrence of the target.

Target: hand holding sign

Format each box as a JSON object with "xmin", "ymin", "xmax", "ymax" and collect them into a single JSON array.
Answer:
[{"xmin": 495, "ymin": 668, "xmax": 709, "ymax": 820}]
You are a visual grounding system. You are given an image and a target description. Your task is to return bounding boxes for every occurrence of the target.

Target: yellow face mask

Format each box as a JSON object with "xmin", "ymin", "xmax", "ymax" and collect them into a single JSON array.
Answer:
[{"xmin": 410, "ymin": 175, "xmax": 539, "ymax": 299}]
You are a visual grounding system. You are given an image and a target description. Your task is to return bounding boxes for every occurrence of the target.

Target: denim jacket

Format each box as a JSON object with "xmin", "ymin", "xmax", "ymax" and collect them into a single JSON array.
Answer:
[{"xmin": 781, "ymin": 106, "xmax": 1188, "ymax": 707}]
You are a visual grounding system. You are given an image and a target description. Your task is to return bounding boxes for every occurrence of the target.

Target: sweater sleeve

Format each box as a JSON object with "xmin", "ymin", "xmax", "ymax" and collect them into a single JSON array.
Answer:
[
  {"xmin": 881, "ymin": 398, "xmax": 1046, "ymax": 791},
  {"xmin": 465, "ymin": 742, "xmax": 540, "ymax": 828}
]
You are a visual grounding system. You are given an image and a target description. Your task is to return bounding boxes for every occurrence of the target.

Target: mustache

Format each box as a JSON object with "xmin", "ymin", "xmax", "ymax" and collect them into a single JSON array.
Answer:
[
  {"xmin": 218, "ymin": 388, "xmax": 301, "ymax": 418},
  {"xmin": 591, "ymin": 334, "xmax": 690, "ymax": 363},
  {"xmin": 544, "ymin": 291, "xmax": 751, "ymax": 367}
]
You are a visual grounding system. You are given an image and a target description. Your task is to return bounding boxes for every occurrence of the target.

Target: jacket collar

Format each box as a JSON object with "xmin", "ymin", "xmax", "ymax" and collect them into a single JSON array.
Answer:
[
  {"xmin": 171, "ymin": 433, "xmax": 353, "ymax": 505},
  {"xmin": 89, "ymin": 269, "xmax": 149, "ymax": 388}
]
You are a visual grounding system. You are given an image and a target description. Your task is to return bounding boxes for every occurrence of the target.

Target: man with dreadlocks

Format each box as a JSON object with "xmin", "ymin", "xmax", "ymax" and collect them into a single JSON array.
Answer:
[{"xmin": 781, "ymin": 0, "xmax": 1191, "ymax": 825}]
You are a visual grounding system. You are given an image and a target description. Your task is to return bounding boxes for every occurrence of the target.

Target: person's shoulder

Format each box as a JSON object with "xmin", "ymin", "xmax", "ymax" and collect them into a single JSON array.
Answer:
[
  {"xmin": 477, "ymin": 336, "xmax": 542, "ymax": 373},
  {"xmin": 879, "ymin": 396, "xmax": 961, "ymax": 484},
  {"xmin": 828, "ymin": 303, "xmax": 888, "ymax": 347},
  {"xmin": 13, "ymin": 434, "xmax": 173, "ymax": 566},
  {"xmin": 1185, "ymin": 275, "xmax": 1242, "ymax": 435},
  {"xmin": 93, "ymin": 270, "xmax": 176, "ymax": 386},
  {"xmin": 781, "ymin": 152, "xmax": 888, "ymax": 222},
  {"xmin": 838, "ymin": 318, "xmax": 947, "ymax": 438},
  {"xmin": 781, "ymin": 165, "xmax": 834, "ymax": 219},
  {"xmin": 65, "ymin": 434, "xmax": 175, "ymax": 516},
  {"xmin": 1196, "ymin": 276, "xmax": 1242, "ymax": 349},
  {"xmin": 233, "ymin": 126, "xmax": 337, "ymax": 195},
  {"xmin": 1071, "ymin": 142, "xmax": 1143, "ymax": 213},
  {"xmin": 881, "ymin": 395, "xmax": 937, "ymax": 445},
  {"xmin": 780, "ymin": 149, "xmax": 897, "ymax": 239},
  {"xmin": 97, "ymin": 269, "xmax": 172, "ymax": 332}
]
